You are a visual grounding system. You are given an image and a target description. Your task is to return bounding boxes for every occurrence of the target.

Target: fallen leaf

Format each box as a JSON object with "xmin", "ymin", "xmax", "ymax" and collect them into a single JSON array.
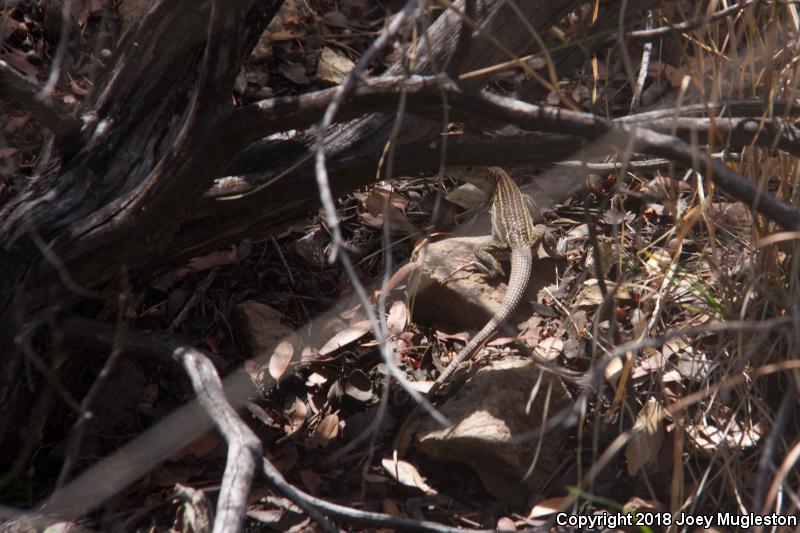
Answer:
[
  {"xmin": 686, "ymin": 416, "xmax": 762, "ymax": 455},
  {"xmin": 177, "ymin": 246, "xmax": 238, "ymax": 278},
  {"xmin": 386, "ymin": 300, "xmax": 408, "ymax": 336},
  {"xmin": 381, "ymin": 457, "xmax": 436, "ymax": 494},
  {"xmin": 528, "ymin": 496, "xmax": 571, "ymax": 518},
  {"xmin": 279, "ymin": 62, "xmax": 309, "ymax": 85},
  {"xmin": 269, "ymin": 443, "xmax": 299, "ymax": 473},
  {"xmin": 4, "ymin": 115, "xmax": 31, "ymax": 134},
  {"xmin": 283, "ymin": 395, "xmax": 307, "ymax": 436},
  {"xmin": 309, "ymin": 413, "xmax": 339, "ymax": 448},
  {"xmin": 316, "ymin": 46, "xmax": 355, "ymax": 85},
  {"xmin": 171, "ymin": 431, "xmax": 222, "ymax": 461},
  {"xmin": 344, "ymin": 369, "xmax": 373, "ymax": 402},
  {"xmin": 322, "ymin": 10, "xmax": 350, "ymax": 28},
  {"xmin": 0, "ymin": 52, "xmax": 39, "ymax": 76},
  {"xmin": 136, "ymin": 383, "xmax": 159, "ymax": 411},
  {"xmin": 319, "ymin": 320, "xmax": 371, "ymax": 356},
  {"xmin": 626, "ymin": 398, "xmax": 664, "ymax": 475},
  {"xmin": 299, "ymin": 469, "xmax": 323, "ymax": 494},
  {"xmin": 269, "ymin": 340, "xmax": 294, "ymax": 380},
  {"xmin": 497, "ymin": 517, "xmax": 517, "ymax": 530},
  {"xmin": 305, "ymin": 372, "xmax": 328, "ymax": 387}
]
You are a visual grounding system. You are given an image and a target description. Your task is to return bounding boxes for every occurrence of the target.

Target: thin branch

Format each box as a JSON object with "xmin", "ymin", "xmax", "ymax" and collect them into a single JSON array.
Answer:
[
  {"xmin": 0, "ymin": 60, "xmax": 82, "ymax": 141},
  {"xmin": 626, "ymin": 0, "xmax": 759, "ymax": 40},
  {"xmin": 311, "ymin": 0, "xmax": 449, "ymax": 426},
  {"xmin": 49, "ymin": 318, "xmax": 269, "ymax": 533},
  {"xmin": 40, "ymin": 0, "xmax": 74, "ymax": 96},
  {"xmin": 260, "ymin": 458, "xmax": 494, "ymax": 533},
  {"xmin": 629, "ymin": 10, "xmax": 653, "ymax": 113}
]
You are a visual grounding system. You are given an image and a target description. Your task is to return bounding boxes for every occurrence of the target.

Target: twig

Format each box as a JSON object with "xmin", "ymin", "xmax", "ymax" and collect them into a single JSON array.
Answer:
[
  {"xmin": 168, "ymin": 269, "xmax": 217, "ymax": 332},
  {"xmin": 40, "ymin": 0, "xmax": 74, "ymax": 96},
  {"xmin": 0, "ymin": 60, "xmax": 81, "ymax": 141},
  {"xmin": 312, "ymin": 0, "xmax": 448, "ymax": 425},
  {"xmin": 626, "ymin": 0, "xmax": 759, "ymax": 40},
  {"xmin": 50, "ymin": 318, "xmax": 266, "ymax": 533},
  {"xmin": 177, "ymin": 345, "xmax": 261, "ymax": 533},
  {"xmin": 56, "ymin": 272, "xmax": 130, "ymax": 488},
  {"xmin": 629, "ymin": 11, "xmax": 653, "ymax": 113},
  {"xmin": 260, "ymin": 458, "xmax": 494, "ymax": 532}
]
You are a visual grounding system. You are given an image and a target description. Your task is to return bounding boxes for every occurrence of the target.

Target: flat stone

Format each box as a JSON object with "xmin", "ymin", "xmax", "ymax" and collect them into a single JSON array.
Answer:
[
  {"xmin": 231, "ymin": 300, "xmax": 295, "ymax": 358},
  {"xmin": 411, "ymin": 235, "xmax": 564, "ymax": 331},
  {"xmin": 416, "ymin": 357, "xmax": 572, "ymax": 503}
]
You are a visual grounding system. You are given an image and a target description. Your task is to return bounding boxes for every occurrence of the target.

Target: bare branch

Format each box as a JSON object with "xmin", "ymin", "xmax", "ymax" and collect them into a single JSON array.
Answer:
[{"xmin": 0, "ymin": 60, "xmax": 82, "ymax": 141}]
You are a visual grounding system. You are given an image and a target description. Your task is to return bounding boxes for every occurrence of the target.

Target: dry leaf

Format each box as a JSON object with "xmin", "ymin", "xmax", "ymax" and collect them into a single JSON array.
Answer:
[
  {"xmin": 382, "ymin": 498, "xmax": 401, "ymax": 516},
  {"xmin": 283, "ymin": 396, "xmax": 307, "ymax": 436},
  {"xmin": 299, "ymin": 469, "xmax": 323, "ymax": 494},
  {"xmin": 362, "ymin": 188, "xmax": 415, "ymax": 234},
  {"xmin": 319, "ymin": 320, "xmax": 371, "ymax": 356},
  {"xmin": 305, "ymin": 372, "xmax": 328, "ymax": 387},
  {"xmin": 269, "ymin": 340, "xmax": 294, "ymax": 380},
  {"xmin": 686, "ymin": 417, "xmax": 762, "ymax": 455},
  {"xmin": 381, "ymin": 457, "xmax": 436, "ymax": 494},
  {"xmin": 279, "ymin": 62, "xmax": 309, "ymax": 84},
  {"xmin": 269, "ymin": 443, "xmax": 299, "ymax": 473},
  {"xmin": 497, "ymin": 517, "xmax": 517, "ymax": 530},
  {"xmin": 626, "ymin": 398, "xmax": 664, "ymax": 475},
  {"xmin": 322, "ymin": 10, "xmax": 350, "ymax": 28},
  {"xmin": 528, "ymin": 496, "xmax": 571, "ymax": 518},
  {"xmin": 171, "ymin": 431, "xmax": 221, "ymax": 461},
  {"xmin": 386, "ymin": 300, "xmax": 408, "ymax": 336},
  {"xmin": 309, "ymin": 413, "xmax": 339, "ymax": 448},
  {"xmin": 177, "ymin": 246, "xmax": 238, "ymax": 278},
  {"xmin": 316, "ymin": 46, "xmax": 354, "ymax": 85},
  {"xmin": 344, "ymin": 369, "xmax": 372, "ymax": 402}
]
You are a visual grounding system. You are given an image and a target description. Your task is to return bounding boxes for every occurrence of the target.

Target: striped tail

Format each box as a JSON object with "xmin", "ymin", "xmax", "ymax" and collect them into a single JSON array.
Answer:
[{"xmin": 434, "ymin": 246, "xmax": 532, "ymax": 389}]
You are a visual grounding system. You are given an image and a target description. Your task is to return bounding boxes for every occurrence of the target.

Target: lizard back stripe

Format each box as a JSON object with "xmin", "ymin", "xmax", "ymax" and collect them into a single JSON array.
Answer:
[{"xmin": 490, "ymin": 168, "xmax": 535, "ymax": 247}]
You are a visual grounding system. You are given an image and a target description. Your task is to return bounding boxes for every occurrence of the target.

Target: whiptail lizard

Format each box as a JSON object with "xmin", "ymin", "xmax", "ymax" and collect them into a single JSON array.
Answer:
[
  {"xmin": 394, "ymin": 167, "xmax": 564, "ymax": 452},
  {"xmin": 425, "ymin": 166, "xmax": 563, "ymax": 398}
]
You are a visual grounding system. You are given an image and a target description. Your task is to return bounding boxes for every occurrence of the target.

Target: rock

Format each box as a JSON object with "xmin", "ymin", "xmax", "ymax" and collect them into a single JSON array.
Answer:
[
  {"xmin": 316, "ymin": 47, "xmax": 355, "ymax": 85},
  {"xmin": 231, "ymin": 301, "xmax": 295, "ymax": 358},
  {"xmin": 411, "ymin": 235, "xmax": 564, "ymax": 331},
  {"xmin": 416, "ymin": 357, "xmax": 572, "ymax": 503}
]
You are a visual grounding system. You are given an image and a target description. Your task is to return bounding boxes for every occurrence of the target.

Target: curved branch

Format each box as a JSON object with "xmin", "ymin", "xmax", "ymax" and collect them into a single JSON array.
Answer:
[{"xmin": 223, "ymin": 75, "xmax": 800, "ymax": 229}]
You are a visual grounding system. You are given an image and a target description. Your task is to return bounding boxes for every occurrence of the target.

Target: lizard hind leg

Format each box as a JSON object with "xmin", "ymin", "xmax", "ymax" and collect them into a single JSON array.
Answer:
[{"xmin": 474, "ymin": 241, "xmax": 510, "ymax": 279}]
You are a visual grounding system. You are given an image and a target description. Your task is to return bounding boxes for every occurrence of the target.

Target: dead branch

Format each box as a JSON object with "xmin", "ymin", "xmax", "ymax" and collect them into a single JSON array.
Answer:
[{"xmin": 0, "ymin": 59, "xmax": 81, "ymax": 142}]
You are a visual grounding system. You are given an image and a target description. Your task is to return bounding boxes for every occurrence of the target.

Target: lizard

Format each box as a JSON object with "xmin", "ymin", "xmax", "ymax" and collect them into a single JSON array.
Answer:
[
  {"xmin": 393, "ymin": 166, "xmax": 564, "ymax": 451},
  {"xmin": 423, "ymin": 166, "xmax": 563, "ymax": 400}
]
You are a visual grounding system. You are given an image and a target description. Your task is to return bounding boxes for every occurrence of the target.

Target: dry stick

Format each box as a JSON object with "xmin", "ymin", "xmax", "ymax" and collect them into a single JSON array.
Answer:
[
  {"xmin": 464, "ymin": 88, "xmax": 800, "ymax": 229},
  {"xmin": 226, "ymin": 75, "xmax": 800, "ymax": 228},
  {"xmin": 53, "ymin": 318, "xmax": 478, "ymax": 532},
  {"xmin": 626, "ymin": 0, "xmax": 759, "ymax": 40},
  {"xmin": 175, "ymin": 347, "xmax": 265, "ymax": 533},
  {"xmin": 629, "ymin": 10, "xmax": 653, "ymax": 113},
  {"xmin": 312, "ymin": 0, "xmax": 447, "ymax": 426},
  {"xmin": 52, "ymin": 318, "xmax": 336, "ymax": 533},
  {"xmin": 261, "ymin": 459, "xmax": 494, "ymax": 533},
  {"xmin": 0, "ymin": 60, "xmax": 81, "ymax": 141},
  {"xmin": 753, "ymin": 386, "xmax": 797, "ymax": 511},
  {"xmin": 44, "ymin": 319, "xmax": 261, "ymax": 532},
  {"xmin": 168, "ymin": 269, "xmax": 217, "ymax": 332},
  {"xmin": 56, "ymin": 275, "xmax": 130, "ymax": 489},
  {"xmin": 40, "ymin": 0, "xmax": 74, "ymax": 96}
]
